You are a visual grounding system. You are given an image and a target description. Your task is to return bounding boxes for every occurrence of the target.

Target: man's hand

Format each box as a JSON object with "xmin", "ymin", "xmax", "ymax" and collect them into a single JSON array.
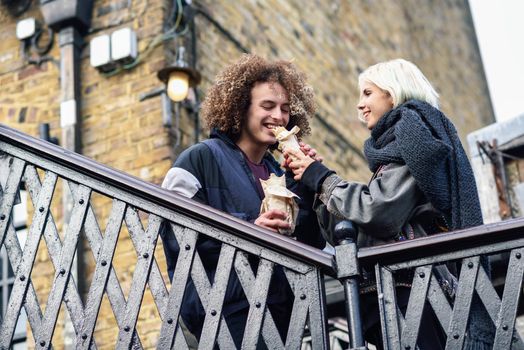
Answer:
[{"xmin": 254, "ymin": 209, "xmax": 291, "ymax": 232}]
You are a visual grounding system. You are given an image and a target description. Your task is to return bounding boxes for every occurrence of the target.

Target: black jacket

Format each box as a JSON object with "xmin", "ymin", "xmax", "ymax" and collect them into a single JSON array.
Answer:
[{"xmin": 160, "ymin": 130, "xmax": 324, "ymax": 336}]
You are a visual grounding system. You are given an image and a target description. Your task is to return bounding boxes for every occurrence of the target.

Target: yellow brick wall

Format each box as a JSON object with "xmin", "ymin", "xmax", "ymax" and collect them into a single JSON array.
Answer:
[
  {"xmin": 0, "ymin": 0, "xmax": 494, "ymax": 348},
  {"xmin": 193, "ymin": 0, "xmax": 494, "ymax": 181}
]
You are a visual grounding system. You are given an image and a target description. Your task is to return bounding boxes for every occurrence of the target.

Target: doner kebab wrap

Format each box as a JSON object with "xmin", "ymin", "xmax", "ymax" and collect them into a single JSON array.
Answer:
[
  {"xmin": 271, "ymin": 125, "xmax": 301, "ymax": 154},
  {"xmin": 259, "ymin": 174, "xmax": 299, "ymax": 236}
]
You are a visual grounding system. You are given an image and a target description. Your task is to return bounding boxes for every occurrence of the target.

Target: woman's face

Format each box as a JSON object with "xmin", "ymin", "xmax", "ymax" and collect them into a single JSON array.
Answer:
[{"xmin": 357, "ymin": 81, "xmax": 394, "ymax": 130}]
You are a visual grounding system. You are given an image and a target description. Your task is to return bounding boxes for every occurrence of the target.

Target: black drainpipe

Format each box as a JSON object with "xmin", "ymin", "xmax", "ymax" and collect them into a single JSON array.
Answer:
[
  {"xmin": 40, "ymin": 0, "xmax": 93, "ymax": 153},
  {"xmin": 39, "ymin": 1, "xmax": 93, "ymax": 347}
]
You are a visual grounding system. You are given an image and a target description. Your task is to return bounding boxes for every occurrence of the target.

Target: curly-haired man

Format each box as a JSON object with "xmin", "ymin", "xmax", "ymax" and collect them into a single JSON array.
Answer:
[{"xmin": 160, "ymin": 54, "xmax": 325, "ymax": 347}]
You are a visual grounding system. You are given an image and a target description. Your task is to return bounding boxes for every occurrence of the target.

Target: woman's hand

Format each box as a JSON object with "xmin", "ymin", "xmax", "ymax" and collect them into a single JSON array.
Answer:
[
  {"xmin": 254, "ymin": 209, "xmax": 291, "ymax": 232},
  {"xmin": 284, "ymin": 148, "xmax": 316, "ymax": 181},
  {"xmin": 299, "ymin": 142, "xmax": 323, "ymax": 162}
]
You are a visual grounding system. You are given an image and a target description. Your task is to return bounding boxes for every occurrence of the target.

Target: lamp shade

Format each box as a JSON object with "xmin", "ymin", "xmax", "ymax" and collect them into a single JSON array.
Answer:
[{"xmin": 167, "ymin": 71, "xmax": 190, "ymax": 102}]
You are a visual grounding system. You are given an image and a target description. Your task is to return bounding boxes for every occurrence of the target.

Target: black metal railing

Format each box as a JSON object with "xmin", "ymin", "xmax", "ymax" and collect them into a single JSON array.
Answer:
[
  {"xmin": 2, "ymin": 123, "xmax": 524, "ymax": 349},
  {"xmin": 0, "ymin": 124, "xmax": 334, "ymax": 349},
  {"xmin": 348, "ymin": 218, "xmax": 524, "ymax": 349}
]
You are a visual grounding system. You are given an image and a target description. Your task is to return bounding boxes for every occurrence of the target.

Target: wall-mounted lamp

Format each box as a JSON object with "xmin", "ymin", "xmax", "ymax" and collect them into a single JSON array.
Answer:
[
  {"xmin": 139, "ymin": 0, "xmax": 202, "ymax": 148},
  {"xmin": 157, "ymin": 46, "xmax": 201, "ymax": 102}
]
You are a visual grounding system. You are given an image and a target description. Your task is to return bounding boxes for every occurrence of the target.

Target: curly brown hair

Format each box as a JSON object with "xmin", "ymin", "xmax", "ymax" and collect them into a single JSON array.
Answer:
[{"xmin": 200, "ymin": 54, "xmax": 315, "ymax": 141}]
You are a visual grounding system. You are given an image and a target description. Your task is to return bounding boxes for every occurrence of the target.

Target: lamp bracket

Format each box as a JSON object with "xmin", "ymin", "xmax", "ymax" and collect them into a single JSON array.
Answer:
[{"xmin": 138, "ymin": 86, "xmax": 166, "ymax": 102}]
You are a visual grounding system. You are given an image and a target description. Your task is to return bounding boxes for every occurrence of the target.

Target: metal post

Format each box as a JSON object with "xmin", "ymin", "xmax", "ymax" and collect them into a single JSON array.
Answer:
[{"xmin": 334, "ymin": 220, "xmax": 366, "ymax": 350}]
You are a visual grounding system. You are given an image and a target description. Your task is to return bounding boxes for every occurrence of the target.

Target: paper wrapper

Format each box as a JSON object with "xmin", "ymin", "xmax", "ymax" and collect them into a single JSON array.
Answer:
[
  {"xmin": 260, "ymin": 174, "xmax": 299, "ymax": 236},
  {"xmin": 272, "ymin": 126, "xmax": 301, "ymax": 153}
]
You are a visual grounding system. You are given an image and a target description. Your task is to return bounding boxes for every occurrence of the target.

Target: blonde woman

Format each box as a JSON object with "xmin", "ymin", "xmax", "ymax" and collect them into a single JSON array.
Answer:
[{"xmin": 285, "ymin": 59, "xmax": 492, "ymax": 349}]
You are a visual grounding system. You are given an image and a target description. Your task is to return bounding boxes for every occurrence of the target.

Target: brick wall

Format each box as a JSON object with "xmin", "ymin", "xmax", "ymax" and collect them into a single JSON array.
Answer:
[
  {"xmin": 193, "ymin": 0, "xmax": 494, "ymax": 180},
  {"xmin": 0, "ymin": 0, "xmax": 494, "ymax": 348}
]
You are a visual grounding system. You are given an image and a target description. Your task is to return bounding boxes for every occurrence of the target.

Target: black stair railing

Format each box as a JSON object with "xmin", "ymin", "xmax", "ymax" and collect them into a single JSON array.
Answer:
[
  {"xmin": 352, "ymin": 217, "xmax": 524, "ymax": 349},
  {"xmin": 3, "ymin": 123, "xmax": 524, "ymax": 349},
  {"xmin": 0, "ymin": 124, "xmax": 334, "ymax": 349}
]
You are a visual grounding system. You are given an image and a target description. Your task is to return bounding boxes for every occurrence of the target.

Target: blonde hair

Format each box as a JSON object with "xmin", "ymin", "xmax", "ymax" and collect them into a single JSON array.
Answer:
[{"xmin": 359, "ymin": 58, "xmax": 439, "ymax": 109}]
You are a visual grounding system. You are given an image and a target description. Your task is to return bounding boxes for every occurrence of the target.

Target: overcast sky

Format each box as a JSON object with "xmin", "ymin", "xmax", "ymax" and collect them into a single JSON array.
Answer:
[{"xmin": 469, "ymin": 0, "xmax": 524, "ymax": 122}]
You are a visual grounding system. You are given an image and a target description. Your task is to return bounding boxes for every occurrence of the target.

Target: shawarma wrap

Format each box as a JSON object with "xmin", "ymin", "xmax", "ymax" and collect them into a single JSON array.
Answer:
[
  {"xmin": 260, "ymin": 173, "xmax": 299, "ymax": 236},
  {"xmin": 272, "ymin": 125, "xmax": 301, "ymax": 153}
]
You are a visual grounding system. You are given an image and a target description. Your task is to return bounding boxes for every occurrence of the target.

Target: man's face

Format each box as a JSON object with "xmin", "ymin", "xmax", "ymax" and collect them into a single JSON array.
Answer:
[{"xmin": 240, "ymin": 81, "xmax": 290, "ymax": 147}]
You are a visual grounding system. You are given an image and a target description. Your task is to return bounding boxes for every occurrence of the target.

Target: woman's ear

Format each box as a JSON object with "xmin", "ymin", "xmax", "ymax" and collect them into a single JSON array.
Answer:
[{"xmin": 387, "ymin": 93, "xmax": 394, "ymax": 108}]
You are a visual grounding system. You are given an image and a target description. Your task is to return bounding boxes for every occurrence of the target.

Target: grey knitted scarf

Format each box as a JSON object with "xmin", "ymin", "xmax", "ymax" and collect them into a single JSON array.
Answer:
[{"xmin": 363, "ymin": 99, "xmax": 483, "ymax": 231}]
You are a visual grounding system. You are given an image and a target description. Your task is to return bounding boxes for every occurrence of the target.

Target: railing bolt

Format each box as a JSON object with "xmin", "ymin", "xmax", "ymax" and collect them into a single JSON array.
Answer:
[
  {"xmin": 101, "ymin": 260, "xmax": 107, "ymax": 266},
  {"xmin": 300, "ymin": 294, "xmax": 306, "ymax": 300},
  {"xmin": 39, "ymin": 207, "xmax": 44, "ymax": 213},
  {"xmin": 468, "ymin": 262, "xmax": 474, "ymax": 269},
  {"xmin": 503, "ymin": 324, "xmax": 509, "ymax": 331},
  {"xmin": 60, "ymin": 268, "xmax": 66, "ymax": 275},
  {"xmin": 20, "ymin": 275, "xmax": 26, "ymax": 281},
  {"xmin": 453, "ymin": 333, "xmax": 460, "ymax": 339},
  {"xmin": 143, "ymin": 253, "xmax": 149, "ymax": 259},
  {"xmin": 167, "ymin": 318, "xmax": 173, "ymax": 324},
  {"xmin": 82, "ymin": 334, "xmax": 87, "ymax": 340},
  {"xmin": 419, "ymin": 272, "xmax": 425, "ymax": 278},
  {"xmin": 185, "ymin": 244, "xmax": 191, "ymax": 250},
  {"xmin": 210, "ymin": 309, "xmax": 217, "ymax": 316},
  {"xmin": 79, "ymin": 199, "xmax": 84, "ymax": 205},
  {"xmin": 40, "ymin": 340, "xmax": 46, "ymax": 346},
  {"xmin": 516, "ymin": 253, "xmax": 522, "ymax": 259},
  {"xmin": 255, "ymin": 302, "xmax": 261, "ymax": 308},
  {"xmin": 124, "ymin": 326, "xmax": 130, "ymax": 332},
  {"xmin": 0, "ymin": 214, "xmax": 5, "ymax": 220}
]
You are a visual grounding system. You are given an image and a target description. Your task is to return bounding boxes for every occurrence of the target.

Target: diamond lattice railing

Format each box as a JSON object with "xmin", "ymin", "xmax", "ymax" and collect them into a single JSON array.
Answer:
[
  {"xmin": 0, "ymin": 124, "xmax": 334, "ymax": 349},
  {"xmin": 4, "ymin": 123, "xmax": 524, "ymax": 350},
  {"xmin": 360, "ymin": 222, "xmax": 524, "ymax": 350}
]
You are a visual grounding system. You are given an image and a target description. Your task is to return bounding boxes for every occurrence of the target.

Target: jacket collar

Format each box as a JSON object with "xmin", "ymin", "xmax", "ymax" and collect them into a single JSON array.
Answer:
[
  {"xmin": 210, "ymin": 128, "xmax": 237, "ymax": 148},
  {"xmin": 209, "ymin": 128, "xmax": 280, "ymax": 168}
]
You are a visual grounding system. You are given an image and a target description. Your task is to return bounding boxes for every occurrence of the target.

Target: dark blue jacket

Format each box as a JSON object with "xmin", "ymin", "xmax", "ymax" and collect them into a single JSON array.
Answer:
[{"xmin": 160, "ymin": 130, "xmax": 324, "ymax": 337}]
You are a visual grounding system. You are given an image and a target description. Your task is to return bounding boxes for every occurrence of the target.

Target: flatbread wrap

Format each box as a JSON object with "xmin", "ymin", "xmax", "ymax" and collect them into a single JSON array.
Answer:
[
  {"xmin": 259, "ymin": 173, "xmax": 299, "ymax": 236},
  {"xmin": 272, "ymin": 125, "xmax": 301, "ymax": 153}
]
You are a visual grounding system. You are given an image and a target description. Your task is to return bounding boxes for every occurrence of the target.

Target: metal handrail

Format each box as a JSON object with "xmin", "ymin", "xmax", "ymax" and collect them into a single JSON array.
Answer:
[
  {"xmin": 351, "ymin": 218, "xmax": 524, "ymax": 350},
  {"xmin": 5, "ymin": 122, "xmax": 524, "ymax": 349},
  {"xmin": 358, "ymin": 217, "xmax": 524, "ymax": 268},
  {"xmin": 0, "ymin": 123, "xmax": 335, "ymax": 274},
  {"xmin": 0, "ymin": 123, "xmax": 334, "ymax": 349}
]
